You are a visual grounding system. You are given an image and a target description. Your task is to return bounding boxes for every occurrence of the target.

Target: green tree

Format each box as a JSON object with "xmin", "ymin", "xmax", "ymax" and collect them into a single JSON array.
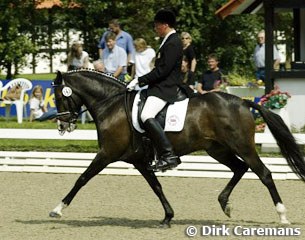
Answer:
[
  {"xmin": 0, "ymin": 0, "xmax": 282, "ymax": 82},
  {"xmin": 0, "ymin": 0, "xmax": 37, "ymax": 79},
  {"xmin": 60, "ymin": 0, "xmax": 111, "ymax": 60}
]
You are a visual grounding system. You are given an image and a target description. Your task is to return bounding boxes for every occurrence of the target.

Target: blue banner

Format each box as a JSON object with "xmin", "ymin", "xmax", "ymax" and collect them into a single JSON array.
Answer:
[{"xmin": 0, "ymin": 80, "xmax": 55, "ymax": 117}]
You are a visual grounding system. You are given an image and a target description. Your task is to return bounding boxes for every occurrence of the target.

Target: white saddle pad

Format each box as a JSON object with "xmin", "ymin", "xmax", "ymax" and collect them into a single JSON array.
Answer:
[{"xmin": 132, "ymin": 91, "xmax": 189, "ymax": 133}]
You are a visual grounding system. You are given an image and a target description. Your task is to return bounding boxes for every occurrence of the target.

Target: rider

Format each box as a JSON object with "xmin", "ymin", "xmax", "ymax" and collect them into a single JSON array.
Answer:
[{"xmin": 127, "ymin": 8, "xmax": 183, "ymax": 171}]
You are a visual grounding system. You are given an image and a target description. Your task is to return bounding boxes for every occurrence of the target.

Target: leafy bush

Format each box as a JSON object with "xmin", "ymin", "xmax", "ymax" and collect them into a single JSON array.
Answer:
[{"xmin": 227, "ymin": 72, "xmax": 257, "ymax": 86}]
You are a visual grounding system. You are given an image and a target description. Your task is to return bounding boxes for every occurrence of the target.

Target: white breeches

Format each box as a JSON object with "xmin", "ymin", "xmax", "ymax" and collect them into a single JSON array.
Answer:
[{"xmin": 140, "ymin": 96, "xmax": 167, "ymax": 123}]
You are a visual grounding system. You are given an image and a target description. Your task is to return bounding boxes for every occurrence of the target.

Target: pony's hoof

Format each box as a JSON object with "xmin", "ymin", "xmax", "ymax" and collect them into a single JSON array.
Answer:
[
  {"xmin": 224, "ymin": 202, "xmax": 232, "ymax": 218},
  {"xmin": 159, "ymin": 218, "xmax": 171, "ymax": 228},
  {"xmin": 280, "ymin": 219, "xmax": 291, "ymax": 225},
  {"xmin": 49, "ymin": 211, "xmax": 62, "ymax": 218},
  {"xmin": 159, "ymin": 222, "xmax": 171, "ymax": 228}
]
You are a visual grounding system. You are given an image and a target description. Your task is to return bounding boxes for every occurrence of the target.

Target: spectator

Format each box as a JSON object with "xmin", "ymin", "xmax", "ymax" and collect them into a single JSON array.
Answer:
[
  {"xmin": 29, "ymin": 85, "xmax": 57, "ymax": 122},
  {"xmin": 96, "ymin": 19, "xmax": 135, "ymax": 71},
  {"xmin": 181, "ymin": 56, "xmax": 195, "ymax": 90},
  {"xmin": 132, "ymin": 38, "xmax": 156, "ymax": 78},
  {"xmin": 197, "ymin": 53, "xmax": 226, "ymax": 94},
  {"xmin": 94, "ymin": 32, "xmax": 127, "ymax": 81},
  {"xmin": 67, "ymin": 41, "xmax": 89, "ymax": 71},
  {"xmin": 253, "ymin": 30, "xmax": 281, "ymax": 82},
  {"xmin": 181, "ymin": 32, "xmax": 197, "ymax": 86}
]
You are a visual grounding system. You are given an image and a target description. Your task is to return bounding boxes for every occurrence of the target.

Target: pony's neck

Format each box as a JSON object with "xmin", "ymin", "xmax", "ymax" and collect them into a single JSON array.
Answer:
[
  {"xmin": 65, "ymin": 70, "xmax": 126, "ymax": 119},
  {"xmin": 66, "ymin": 70, "xmax": 126, "ymax": 100}
]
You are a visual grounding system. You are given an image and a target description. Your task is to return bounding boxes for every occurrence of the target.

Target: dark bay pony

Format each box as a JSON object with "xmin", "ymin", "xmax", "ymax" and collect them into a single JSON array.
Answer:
[{"xmin": 50, "ymin": 69, "xmax": 305, "ymax": 227}]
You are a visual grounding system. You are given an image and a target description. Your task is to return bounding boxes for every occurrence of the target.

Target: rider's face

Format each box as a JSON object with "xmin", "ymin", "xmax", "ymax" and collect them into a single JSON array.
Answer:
[{"xmin": 154, "ymin": 22, "xmax": 168, "ymax": 37}]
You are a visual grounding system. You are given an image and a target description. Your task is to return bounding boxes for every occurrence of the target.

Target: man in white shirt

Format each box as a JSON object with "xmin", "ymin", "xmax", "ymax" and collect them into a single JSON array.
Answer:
[
  {"xmin": 94, "ymin": 32, "xmax": 127, "ymax": 81},
  {"xmin": 253, "ymin": 30, "xmax": 281, "ymax": 82},
  {"xmin": 97, "ymin": 19, "xmax": 135, "ymax": 66}
]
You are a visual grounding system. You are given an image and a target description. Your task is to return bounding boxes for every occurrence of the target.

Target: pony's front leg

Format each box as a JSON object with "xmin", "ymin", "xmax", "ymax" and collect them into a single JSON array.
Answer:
[
  {"xmin": 49, "ymin": 152, "xmax": 109, "ymax": 218},
  {"xmin": 133, "ymin": 161, "xmax": 174, "ymax": 228}
]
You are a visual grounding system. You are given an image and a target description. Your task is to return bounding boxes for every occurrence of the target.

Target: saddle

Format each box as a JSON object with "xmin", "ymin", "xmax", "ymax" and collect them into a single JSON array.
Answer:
[{"xmin": 137, "ymin": 88, "xmax": 188, "ymax": 130}]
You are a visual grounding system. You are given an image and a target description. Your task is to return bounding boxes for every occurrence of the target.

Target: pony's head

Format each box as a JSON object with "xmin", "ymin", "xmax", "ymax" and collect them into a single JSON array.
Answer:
[
  {"xmin": 52, "ymin": 71, "xmax": 82, "ymax": 135},
  {"xmin": 53, "ymin": 69, "xmax": 127, "ymax": 134}
]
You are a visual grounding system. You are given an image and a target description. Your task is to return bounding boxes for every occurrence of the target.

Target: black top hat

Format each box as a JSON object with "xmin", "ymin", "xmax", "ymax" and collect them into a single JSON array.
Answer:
[{"xmin": 154, "ymin": 9, "xmax": 176, "ymax": 27}]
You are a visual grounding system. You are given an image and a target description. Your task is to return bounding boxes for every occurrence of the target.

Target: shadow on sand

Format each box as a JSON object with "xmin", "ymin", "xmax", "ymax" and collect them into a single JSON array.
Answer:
[{"xmin": 15, "ymin": 216, "xmax": 297, "ymax": 229}]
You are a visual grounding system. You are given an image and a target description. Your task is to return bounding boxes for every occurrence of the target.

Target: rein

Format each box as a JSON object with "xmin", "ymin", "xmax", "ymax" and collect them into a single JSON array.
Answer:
[{"xmin": 99, "ymin": 90, "xmax": 127, "ymax": 105}]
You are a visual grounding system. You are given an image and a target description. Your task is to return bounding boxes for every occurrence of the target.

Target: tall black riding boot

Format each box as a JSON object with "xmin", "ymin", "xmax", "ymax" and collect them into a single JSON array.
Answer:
[{"xmin": 143, "ymin": 118, "xmax": 181, "ymax": 171}]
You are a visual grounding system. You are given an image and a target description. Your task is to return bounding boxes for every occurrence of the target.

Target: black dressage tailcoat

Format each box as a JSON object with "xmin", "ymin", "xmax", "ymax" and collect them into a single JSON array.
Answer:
[{"xmin": 138, "ymin": 33, "xmax": 183, "ymax": 104}]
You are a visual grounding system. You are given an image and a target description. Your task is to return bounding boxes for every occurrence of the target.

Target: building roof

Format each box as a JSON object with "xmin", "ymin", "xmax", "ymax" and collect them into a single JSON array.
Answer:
[
  {"xmin": 215, "ymin": 0, "xmax": 263, "ymax": 19},
  {"xmin": 35, "ymin": 0, "xmax": 80, "ymax": 9},
  {"xmin": 35, "ymin": 0, "xmax": 63, "ymax": 9}
]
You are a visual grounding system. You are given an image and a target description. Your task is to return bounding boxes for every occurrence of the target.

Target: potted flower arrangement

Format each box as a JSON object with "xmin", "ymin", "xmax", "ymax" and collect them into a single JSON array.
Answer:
[
  {"xmin": 259, "ymin": 85, "xmax": 291, "ymax": 109},
  {"xmin": 259, "ymin": 85, "xmax": 291, "ymax": 134}
]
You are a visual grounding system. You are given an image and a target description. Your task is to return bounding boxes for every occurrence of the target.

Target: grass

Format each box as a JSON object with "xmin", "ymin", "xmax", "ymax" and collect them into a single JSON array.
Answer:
[
  {"xmin": 0, "ymin": 139, "xmax": 99, "ymax": 152},
  {"xmin": 1, "ymin": 73, "xmax": 56, "ymax": 80},
  {"xmin": 0, "ymin": 117, "xmax": 96, "ymax": 129}
]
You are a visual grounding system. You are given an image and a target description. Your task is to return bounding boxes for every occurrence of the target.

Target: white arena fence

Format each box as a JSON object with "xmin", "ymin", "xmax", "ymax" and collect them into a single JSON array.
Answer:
[{"xmin": 0, "ymin": 129, "xmax": 305, "ymax": 180}]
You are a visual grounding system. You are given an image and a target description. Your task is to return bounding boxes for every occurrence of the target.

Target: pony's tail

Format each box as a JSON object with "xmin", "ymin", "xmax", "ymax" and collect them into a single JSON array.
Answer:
[{"xmin": 244, "ymin": 99, "xmax": 305, "ymax": 182}]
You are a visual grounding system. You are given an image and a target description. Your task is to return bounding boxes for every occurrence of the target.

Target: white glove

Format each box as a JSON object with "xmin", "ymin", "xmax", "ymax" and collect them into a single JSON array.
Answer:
[{"xmin": 127, "ymin": 78, "xmax": 139, "ymax": 91}]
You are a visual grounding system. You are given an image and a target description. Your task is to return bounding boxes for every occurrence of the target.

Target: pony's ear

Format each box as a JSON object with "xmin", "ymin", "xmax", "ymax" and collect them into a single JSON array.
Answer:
[{"xmin": 54, "ymin": 71, "xmax": 62, "ymax": 85}]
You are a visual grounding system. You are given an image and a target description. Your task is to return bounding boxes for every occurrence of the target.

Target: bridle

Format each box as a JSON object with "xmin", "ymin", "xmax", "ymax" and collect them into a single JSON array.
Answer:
[
  {"xmin": 56, "ymin": 95, "xmax": 82, "ymax": 123},
  {"xmin": 52, "ymin": 81, "xmax": 81, "ymax": 134}
]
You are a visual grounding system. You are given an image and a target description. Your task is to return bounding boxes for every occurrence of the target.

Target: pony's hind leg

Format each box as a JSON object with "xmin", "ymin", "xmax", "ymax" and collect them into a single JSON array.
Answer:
[
  {"xmin": 133, "ymin": 161, "xmax": 174, "ymax": 228},
  {"xmin": 241, "ymin": 151, "xmax": 290, "ymax": 224},
  {"xmin": 207, "ymin": 146, "xmax": 249, "ymax": 218},
  {"xmin": 49, "ymin": 151, "xmax": 109, "ymax": 218}
]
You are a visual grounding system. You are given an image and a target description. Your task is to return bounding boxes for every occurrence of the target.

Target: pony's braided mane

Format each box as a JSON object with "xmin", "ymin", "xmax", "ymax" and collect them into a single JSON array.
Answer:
[{"xmin": 66, "ymin": 68, "xmax": 127, "ymax": 86}]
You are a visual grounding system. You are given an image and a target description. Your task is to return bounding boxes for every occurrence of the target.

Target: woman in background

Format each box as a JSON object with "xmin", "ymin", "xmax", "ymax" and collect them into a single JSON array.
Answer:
[
  {"xmin": 181, "ymin": 32, "xmax": 197, "ymax": 87},
  {"xmin": 131, "ymin": 38, "xmax": 156, "ymax": 78},
  {"xmin": 181, "ymin": 55, "xmax": 195, "ymax": 90},
  {"xmin": 67, "ymin": 42, "xmax": 89, "ymax": 71}
]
